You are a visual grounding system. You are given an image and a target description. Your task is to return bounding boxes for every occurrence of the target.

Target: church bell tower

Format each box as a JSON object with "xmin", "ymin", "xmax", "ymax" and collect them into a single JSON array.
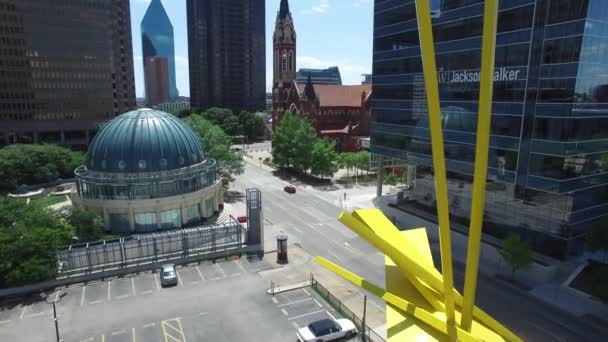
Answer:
[{"xmin": 273, "ymin": 0, "xmax": 296, "ymax": 85}]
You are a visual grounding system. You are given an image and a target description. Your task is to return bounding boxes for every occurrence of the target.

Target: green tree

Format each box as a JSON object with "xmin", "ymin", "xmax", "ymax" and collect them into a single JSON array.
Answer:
[
  {"xmin": 69, "ymin": 208, "xmax": 104, "ymax": 242},
  {"xmin": 173, "ymin": 109, "xmax": 192, "ymax": 118},
  {"xmin": 356, "ymin": 150, "xmax": 370, "ymax": 175},
  {"xmin": 221, "ymin": 114, "xmax": 241, "ymax": 137},
  {"xmin": 272, "ymin": 112, "xmax": 300, "ymax": 169},
  {"xmin": 201, "ymin": 107, "xmax": 234, "ymax": 126},
  {"xmin": 311, "ymin": 139, "xmax": 338, "ymax": 179},
  {"xmin": 384, "ymin": 172, "xmax": 398, "ymax": 185},
  {"xmin": 499, "ymin": 234, "xmax": 533, "ymax": 279},
  {"xmin": 0, "ymin": 144, "xmax": 84, "ymax": 190},
  {"xmin": 238, "ymin": 111, "xmax": 265, "ymax": 141},
  {"xmin": 0, "ymin": 198, "xmax": 73, "ymax": 287},
  {"xmin": 292, "ymin": 117, "xmax": 317, "ymax": 173},
  {"xmin": 183, "ymin": 115, "xmax": 244, "ymax": 182}
]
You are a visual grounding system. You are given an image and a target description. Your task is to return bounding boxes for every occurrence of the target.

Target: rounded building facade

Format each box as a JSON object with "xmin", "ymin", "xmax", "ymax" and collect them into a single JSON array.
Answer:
[{"xmin": 72, "ymin": 109, "xmax": 223, "ymax": 233}]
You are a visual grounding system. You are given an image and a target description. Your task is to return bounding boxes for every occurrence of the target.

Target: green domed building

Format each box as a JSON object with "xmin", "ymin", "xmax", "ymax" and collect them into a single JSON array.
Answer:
[{"xmin": 72, "ymin": 109, "xmax": 223, "ymax": 233}]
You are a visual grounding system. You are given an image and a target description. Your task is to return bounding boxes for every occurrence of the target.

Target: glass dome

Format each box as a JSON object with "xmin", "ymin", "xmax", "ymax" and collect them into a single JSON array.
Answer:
[{"xmin": 86, "ymin": 109, "xmax": 204, "ymax": 173}]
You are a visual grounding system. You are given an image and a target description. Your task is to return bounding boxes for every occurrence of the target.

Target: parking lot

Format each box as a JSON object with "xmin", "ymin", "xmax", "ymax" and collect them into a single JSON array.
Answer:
[
  {"xmin": 2, "ymin": 257, "xmax": 316, "ymax": 342},
  {"xmin": 270, "ymin": 288, "xmax": 359, "ymax": 341}
]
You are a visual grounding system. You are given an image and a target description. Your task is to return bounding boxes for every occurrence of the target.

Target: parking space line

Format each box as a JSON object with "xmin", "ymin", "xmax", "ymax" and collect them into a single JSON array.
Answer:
[
  {"xmin": 0, "ymin": 319, "xmax": 11, "ymax": 325},
  {"xmin": 271, "ymin": 297, "xmax": 278, "ymax": 304},
  {"xmin": 235, "ymin": 259, "xmax": 247, "ymax": 273},
  {"xmin": 287, "ymin": 309, "xmax": 326, "ymax": 321},
  {"xmin": 116, "ymin": 294, "xmax": 129, "ymax": 300},
  {"xmin": 132, "ymin": 277, "xmax": 136, "ymax": 296},
  {"xmin": 101, "ymin": 334, "xmax": 105, "ymax": 342},
  {"xmin": 80, "ymin": 286, "xmax": 86, "ymax": 307},
  {"xmin": 195, "ymin": 266, "xmax": 205, "ymax": 281},
  {"xmin": 176, "ymin": 319, "xmax": 187, "ymax": 342},
  {"xmin": 175, "ymin": 270, "xmax": 184, "ymax": 287},
  {"xmin": 141, "ymin": 290, "xmax": 153, "ymax": 295},
  {"xmin": 215, "ymin": 263, "xmax": 227, "ymax": 278},
  {"xmin": 107, "ymin": 281, "xmax": 111, "ymax": 301},
  {"xmin": 111, "ymin": 329, "xmax": 126, "ymax": 336},
  {"xmin": 313, "ymin": 298, "xmax": 323, "ymax": 308},
  {"xmin": 25, "ymin": 312, "xmax": 46, "ymax": 319},
  {"xmin": 278, "ymin": 298, "xmax": 313, "ymax": 307},
  {"xmin": 281, "ymin": 309, "xmax": 288, "ymax": 316},
  {"xmin": 90, "ymin": 300, "xmax": 103, "ymax": 305},
  {"xmin": 326, "ymin": 310, "xmax": 336, "ymax": 320},
  {"xmin": 302, "ymin": 288, "xmax": 311, "ymax": 296},
  {"xmin": 291, "ymin": 321, "xmax": 299, "ymax": 329},
  {"xmin": 132, "ymin": 327, "xmax": 137, "ymax": 342},
  {"xmin": 19, "ymin": 305, "xmax": 27, "ymax": 319},
  {"xmin": 155, "ymin": 275, "xmax": 161, "ymax": 290},
  {"xmin": 54, "ymin": 291, "xmax": 60, "ymax": 302}
]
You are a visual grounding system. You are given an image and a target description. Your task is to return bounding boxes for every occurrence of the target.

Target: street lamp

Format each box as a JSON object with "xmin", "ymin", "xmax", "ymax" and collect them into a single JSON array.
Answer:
[{"xmin": 40, "ymin": 290, "xmax": 66, "ymax": 342}]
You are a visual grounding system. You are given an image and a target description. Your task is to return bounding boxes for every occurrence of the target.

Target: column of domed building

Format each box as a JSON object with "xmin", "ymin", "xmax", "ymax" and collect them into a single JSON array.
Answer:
[{"xmin": 71, "ymin": 108, "xmax": 223, "ymax": 233}]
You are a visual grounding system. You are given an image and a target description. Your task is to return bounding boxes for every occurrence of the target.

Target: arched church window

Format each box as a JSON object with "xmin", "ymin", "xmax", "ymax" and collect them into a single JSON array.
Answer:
[
  {"xmin": 282, "ymin": 50, "xmax": 287, "ymax": 72},
  {"xmin": 289, "ymin": 51, "xmax": 294, "ymax": 73}
]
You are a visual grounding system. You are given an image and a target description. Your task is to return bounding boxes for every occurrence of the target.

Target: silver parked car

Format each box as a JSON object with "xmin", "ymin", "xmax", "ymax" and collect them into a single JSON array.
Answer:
[{"xmin": 160, "ymin": 264, "xmax": 178, "ymax": 287}]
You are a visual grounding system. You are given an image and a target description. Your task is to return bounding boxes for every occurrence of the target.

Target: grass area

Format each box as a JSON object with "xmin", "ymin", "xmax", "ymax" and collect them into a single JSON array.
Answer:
[
  {"xmin": 570, "ymin": 261, "xmax": 608, "ymax": 303},
  {"xmin": 29, "ymin": 195, "xmax": 66, "ymax": 208}
]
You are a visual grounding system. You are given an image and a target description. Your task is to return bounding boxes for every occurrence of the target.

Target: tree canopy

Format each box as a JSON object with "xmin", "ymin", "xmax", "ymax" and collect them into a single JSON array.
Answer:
[
  {"xmin": 311, "ymin": 139, "xmax": 339, "ymax": 179},
  {"xmin": 500, "ymin": 234, "xmax": 533, "ymax": 279},
  {"xmin": 191, "ymin": 107, "xmax": 266, "ymax": 141},
  {"xmin": 0, "ymin": 198, "xmax": 73, "ymax": 287},
  {"xmin": 272, "ymin": 112, "xmax": 317, "ymax": 173},
  {"xmin": 0, "ymin": 144, "xmax": 84, "ymax": 190},
  {"xmin": 69, "ymin": 208, "xmax": 105, "ymax": 242},
  {"xmin": 183, "ymin": 114, "xmax": 244, "ymax": 182}
]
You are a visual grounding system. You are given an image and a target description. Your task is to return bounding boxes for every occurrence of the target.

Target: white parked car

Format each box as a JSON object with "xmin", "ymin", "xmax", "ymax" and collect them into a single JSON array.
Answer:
[{"xmin": 297, "ymin": 318, "xmax": 357, "ymax": 342}]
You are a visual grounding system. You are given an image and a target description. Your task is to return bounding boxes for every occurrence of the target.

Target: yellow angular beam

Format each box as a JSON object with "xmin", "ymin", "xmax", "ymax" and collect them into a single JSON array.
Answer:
[
  {"xmin": 462, "ymin": 0, "xmax": 499, "ymax": 331},
  {"xmin": 315, "ymin": 257, "xmax": 483, "ymax": 342},
  {"xmin": 339, "ymin": 210, "xmax": 523, "ymax": 342},
  {"xmin": 414, "ymin": 0, "xmax": 457, "ymax": 335}
]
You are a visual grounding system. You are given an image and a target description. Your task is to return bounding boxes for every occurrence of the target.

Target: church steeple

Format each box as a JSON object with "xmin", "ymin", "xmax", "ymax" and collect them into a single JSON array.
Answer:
[
  {"xmin": 303, "ymin": 73, "xmax": 316, "ymax": 101},
  {"xmin": 278, "ymin": 0, "xmax": 290, "ymax": 19},
  {"xmin": 273, "ymin": 0, "xmax": 296, "ymax": 84}
]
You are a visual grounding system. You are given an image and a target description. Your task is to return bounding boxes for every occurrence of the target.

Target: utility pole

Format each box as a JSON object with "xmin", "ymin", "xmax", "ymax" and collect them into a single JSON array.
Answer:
[{"xmin": 41, "ymin": 291, "xmax": 66, "ymax": 342}]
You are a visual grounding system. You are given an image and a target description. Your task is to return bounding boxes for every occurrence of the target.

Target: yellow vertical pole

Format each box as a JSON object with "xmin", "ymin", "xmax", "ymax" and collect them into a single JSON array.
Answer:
[
  {"xmin": 461, "ymin": 0, "xmax": 499, "ymax": 331},
  {"xmin": 413, "ymin": 0, "xmax": 456, "ymax": 338}
]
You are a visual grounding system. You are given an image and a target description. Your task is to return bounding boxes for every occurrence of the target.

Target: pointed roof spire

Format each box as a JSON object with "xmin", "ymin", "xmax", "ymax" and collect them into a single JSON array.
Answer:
[
  {"xmin": 279, "ymin": 0, "xmax": 291, "ymax": 19},
  {"xmin": 303, "ymin": 73, "xmax": 316, "ymax": 100}
]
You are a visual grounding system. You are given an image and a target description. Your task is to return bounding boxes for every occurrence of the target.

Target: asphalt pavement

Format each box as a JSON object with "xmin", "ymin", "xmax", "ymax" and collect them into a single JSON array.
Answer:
[{"xmin": 236, "ymin": 161, "xmax": 608, "ymax": 342}]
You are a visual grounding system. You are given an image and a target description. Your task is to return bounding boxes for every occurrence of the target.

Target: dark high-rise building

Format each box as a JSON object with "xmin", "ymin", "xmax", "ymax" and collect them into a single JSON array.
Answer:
[
  {"xmin": 187, "ymin": 0, "xmax": 265, "ymax": 112},
  {"xmin": 141, "ymin": 0, "xmax": 178, "ymax": 100},
  {"xmin": 144, "ymin": 57, "xmax": 170, "ymax": 107},
  {"xmin": 0, "ymin": 0, "xmax": 135, "ymax": 148},
  {"xmin": 296, "ymin": 67, "xmax": 343, "ymax": 85},
  {"xmin": 372, "ymin": 0, "xmax": 608, "ymax": 259}
]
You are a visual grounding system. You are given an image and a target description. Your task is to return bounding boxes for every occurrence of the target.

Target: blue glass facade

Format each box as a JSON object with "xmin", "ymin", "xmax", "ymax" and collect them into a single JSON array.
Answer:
[
  {"xmin": 296, "ymin": 67, "xmax": 343, "ymax": 85},
  {"xmin": 372, "ymin": 0, "xmax": 608, "ymax": 258},
  {"xmin": 141, "ymin": 0, "xmax": 179, "ymax": 99}
]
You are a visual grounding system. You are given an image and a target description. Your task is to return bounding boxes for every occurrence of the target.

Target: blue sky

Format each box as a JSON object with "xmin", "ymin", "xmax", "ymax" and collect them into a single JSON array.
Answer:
[{"xmin": 130, "ymin": 0, "xmax": 373, "ymax": 98}]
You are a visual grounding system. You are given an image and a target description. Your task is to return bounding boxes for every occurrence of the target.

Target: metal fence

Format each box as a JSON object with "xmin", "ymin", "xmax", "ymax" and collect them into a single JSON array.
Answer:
[
  {"xmin": 56, "ymin": 216, "xmax": 246, "ymax": 277},
  {"xmin": 311, "ymin": 275, "xmax": 386, "ymax": 342}
]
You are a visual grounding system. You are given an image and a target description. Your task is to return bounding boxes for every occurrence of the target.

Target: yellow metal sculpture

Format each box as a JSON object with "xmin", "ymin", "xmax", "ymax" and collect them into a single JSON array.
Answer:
[{"xmin": 315, "ymin": 0, "xmax": 523, "ymax": 340}]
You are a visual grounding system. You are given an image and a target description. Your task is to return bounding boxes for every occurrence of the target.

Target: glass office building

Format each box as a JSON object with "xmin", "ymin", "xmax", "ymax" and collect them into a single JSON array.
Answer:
[
  {"xmin": 141, "ymin": 0, "xmax": 179, "ymax": 100},
  {"xmin": 371, "ymin": 0, "xmax": 608, "ymax": 258}
]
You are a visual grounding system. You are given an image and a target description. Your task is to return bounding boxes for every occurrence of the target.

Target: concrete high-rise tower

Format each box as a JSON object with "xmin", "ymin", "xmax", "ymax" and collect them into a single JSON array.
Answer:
[{"xmin": 141, "ymin": 0, "xmax": 179, "ymax": 101}]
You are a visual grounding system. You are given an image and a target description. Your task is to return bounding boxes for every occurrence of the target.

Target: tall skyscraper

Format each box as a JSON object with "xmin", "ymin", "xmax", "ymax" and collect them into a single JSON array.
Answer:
[
  {"xmin": 0, "ymin": 0, "xmax": 135, "ymax": 148},
  {"xmin": 141, "ymin": 0, "xmax": 178, "ymax": 101},
  {"xmin": 144, "ymin": 57, "xmax": 170, "ymax": 106},
  {"xmin": 371, "ymin": 0, "xmax": 608, "ymax": 259},
  {"xmin": 187, "ymin": 0, "xmax": 265, "ymax": 112}
]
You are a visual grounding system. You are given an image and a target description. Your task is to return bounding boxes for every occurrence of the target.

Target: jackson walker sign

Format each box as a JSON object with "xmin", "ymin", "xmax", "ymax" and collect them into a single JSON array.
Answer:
[{"xmin": 437, "ymin": 67, "xmax": 523, "ymax": 84}]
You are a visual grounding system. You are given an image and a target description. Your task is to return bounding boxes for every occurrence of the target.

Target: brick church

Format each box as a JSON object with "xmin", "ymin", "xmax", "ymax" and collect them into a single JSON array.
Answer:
[{"xmin": 271, "ymin": 0, "xmax": 371, "ymax": 152}]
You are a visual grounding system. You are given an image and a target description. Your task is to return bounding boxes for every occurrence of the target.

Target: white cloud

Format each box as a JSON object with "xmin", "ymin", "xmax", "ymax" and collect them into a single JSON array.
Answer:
[{"xmin": 302, "ymin": 0, "xmax": 330, "ymax": 15}]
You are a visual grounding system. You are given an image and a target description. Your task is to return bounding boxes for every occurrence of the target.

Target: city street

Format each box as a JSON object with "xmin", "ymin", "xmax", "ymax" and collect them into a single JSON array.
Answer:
[{"xmin": 236, "ymin": 159, "xmax": 608, "ymax": 342}]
